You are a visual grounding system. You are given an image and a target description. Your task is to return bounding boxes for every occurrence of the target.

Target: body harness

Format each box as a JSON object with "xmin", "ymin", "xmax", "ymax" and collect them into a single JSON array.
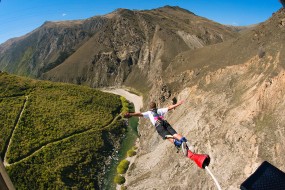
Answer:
[{"xmin": 150, "ymin": 108, "xmax": 168, "ymax": 127}]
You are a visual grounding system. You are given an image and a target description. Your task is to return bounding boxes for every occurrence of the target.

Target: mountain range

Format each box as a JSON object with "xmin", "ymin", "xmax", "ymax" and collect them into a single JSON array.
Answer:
[{"xmin": 0, "ymin": 6, "xmax": 238, "ymax": 90}]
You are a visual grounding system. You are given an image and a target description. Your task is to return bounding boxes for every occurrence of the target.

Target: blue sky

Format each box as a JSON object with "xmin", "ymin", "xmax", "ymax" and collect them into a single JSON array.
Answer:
[{"xmin": 0, "ymin": 0, "xmax": 282, "ymax": 44}]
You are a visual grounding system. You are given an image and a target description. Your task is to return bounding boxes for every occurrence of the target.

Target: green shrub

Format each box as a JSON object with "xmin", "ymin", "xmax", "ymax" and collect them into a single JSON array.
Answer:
[
  {"xmin": 116, "ymin": 159, "xmax": 130, "ymax": 174},
  {"xmin": 127, "ymin": 149, "xmax": 136, "ymax": 157},
  {"xmin": 120, "ymin": 96, "xmax": 129, "ymax": 114},
  {"xmin": 114, "ymin": 175, "xmax": 126, "ymax": 185},
  {"xmin": 121, "ymin": 185, "xmax": 127, "ymax": 190}
]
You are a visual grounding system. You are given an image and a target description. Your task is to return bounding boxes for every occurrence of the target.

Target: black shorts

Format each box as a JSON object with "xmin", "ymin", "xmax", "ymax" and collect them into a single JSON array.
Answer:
[{"xmin": 155, "ymin": 120, "xmax": 177, "ymax": 139}]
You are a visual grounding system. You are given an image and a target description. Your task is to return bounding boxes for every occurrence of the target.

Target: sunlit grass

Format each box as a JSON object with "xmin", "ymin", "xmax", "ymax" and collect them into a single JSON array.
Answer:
[{"xmin": 0, "ymin": 72, "xmax": 127, "ymax": 189}]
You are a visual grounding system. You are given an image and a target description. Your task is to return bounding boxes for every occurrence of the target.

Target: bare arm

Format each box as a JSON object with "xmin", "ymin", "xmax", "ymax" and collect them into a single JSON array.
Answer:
[
  {"xmin": 167, "ymin": 100, "xmax": 184, "ymax": 111},
  {"xmin": 129, "ymin": 112, "xmax": 143, "ymax": 117},
  {"xmin": 124, "ymin": 112, "xmax": 143, "ymax": 118}
]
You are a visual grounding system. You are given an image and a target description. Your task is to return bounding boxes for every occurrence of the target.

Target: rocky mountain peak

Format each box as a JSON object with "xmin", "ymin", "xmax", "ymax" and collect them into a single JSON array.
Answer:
[{"xmin": 156, "ymin": 5, "xmax": 196, "ymax": 15}]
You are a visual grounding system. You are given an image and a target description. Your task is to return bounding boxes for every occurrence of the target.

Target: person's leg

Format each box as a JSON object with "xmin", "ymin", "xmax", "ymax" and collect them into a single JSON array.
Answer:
[
  {"xmin": 163, "ymin": 124, "xmax": 185, "ymax": 147},
  {"xmin": 165, "ymin": 122, "xmax": 190, "ymax": 151},
  {"xmin": 156, "ymin": 121, "xmax": 189, "ymax": 149},
  {"xmin": 173, "ymin": 133, "xmax": 183, "ymax": 140},
  {"xmin": 164, "ymin": 122, "xmax": 187, "ymax": 143},
  {"xmin": 164, "ymin": 123, "xmax": 194, "ymax": 153},
  {"xmin": 167, "ymin": 138, "xmax": 174, "ymax": 143},
  {"xmin": 172, "ymin": 133, "xmax": 187, "ymax": 144},
  {"xmin": 155, "ymin": 123, "xmax": 181, "ymax": 147},
  {"xmin": 156, "ymin": 124, "xmax": 170, "ymax": 140},
  {"xmin": 166, "ymin": 137, "xmax": 188, "ymax": 150}
]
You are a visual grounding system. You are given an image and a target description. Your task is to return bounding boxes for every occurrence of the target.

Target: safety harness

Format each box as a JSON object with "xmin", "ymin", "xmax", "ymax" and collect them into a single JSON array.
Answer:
[{"xmin": 150, "ymin": 108, "xmax": 167, "ymax": 127}]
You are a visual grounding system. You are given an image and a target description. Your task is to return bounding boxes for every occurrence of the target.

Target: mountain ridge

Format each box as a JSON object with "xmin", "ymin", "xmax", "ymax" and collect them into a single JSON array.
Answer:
[
  {"xmin": 0, "ymin": 6, "xmax": 239, "ymax": 90},
  {"xmin": 42, "ymin": 5, "xmax": 238, "ymax": 90}
]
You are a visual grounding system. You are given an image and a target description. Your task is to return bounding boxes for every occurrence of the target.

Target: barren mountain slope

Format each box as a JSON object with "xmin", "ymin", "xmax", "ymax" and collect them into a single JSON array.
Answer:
[
  {"xmin": 125, "ymin": 9, "xmax": 285, "ymax": 190},
  {"xmin": 42, "ymin": 6, "xmax": 238, "ymax": 89},
  {"xmin": 0, "ymin": 6, "xmax": 238, "ymax": 88},
  {"xmin": 0, "ymin": 18, "xmax": 107, "ymax": 77}
]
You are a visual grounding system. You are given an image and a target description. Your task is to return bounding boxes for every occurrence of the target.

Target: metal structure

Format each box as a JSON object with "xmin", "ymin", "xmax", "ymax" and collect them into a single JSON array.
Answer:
[{"xmin": 0, "ymin": 158, "xmax": 15, "ymax": 190}]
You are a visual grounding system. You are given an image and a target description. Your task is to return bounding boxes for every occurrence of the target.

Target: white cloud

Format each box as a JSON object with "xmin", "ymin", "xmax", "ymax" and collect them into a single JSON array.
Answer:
[{"xmin": 62, "ymin": 13, "xmax": 67, "ymax": 17}]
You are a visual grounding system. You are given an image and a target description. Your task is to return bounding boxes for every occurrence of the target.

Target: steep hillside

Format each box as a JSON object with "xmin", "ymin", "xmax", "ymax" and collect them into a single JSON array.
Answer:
[
  {"xmin": 0, "ymin": 17, "xmax": 107, "ymax": 77},
  {"xmin": 124, "ymin": 8, "xmax": 285, "ymax": 190},
  {"xmin": 0, "ymin": 72, "xmax": 128, "ymax": 189},
  {"xmin": 43, "ymin": 6, "xmax": 237, "ymax": 90},
  {"xmin": 0, "ymin": 6, "xmax": 238, "ymax": 91}
]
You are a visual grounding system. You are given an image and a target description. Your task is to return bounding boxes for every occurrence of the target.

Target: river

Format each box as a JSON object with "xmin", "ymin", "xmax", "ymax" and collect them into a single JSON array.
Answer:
[
  {"xmin": 101, "ymin": 88, "xmax": 143, "ymax": 112},
  {"xmin": 101, "ymin": 88, "xmax": 143, "ymax": 190}
]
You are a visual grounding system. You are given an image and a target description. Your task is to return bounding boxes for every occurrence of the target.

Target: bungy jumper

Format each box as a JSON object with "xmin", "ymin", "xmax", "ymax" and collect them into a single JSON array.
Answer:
[
  {"xmin": 124, "ymin": 99, "xmax": 222, "ymax": 190},
  {"xmin": 150, "ymin": 108, "xmax": 222, "ymax": 189},
  {"xmin": 153, "ymin": 100, "xmax": 212, "ymax": 168}
]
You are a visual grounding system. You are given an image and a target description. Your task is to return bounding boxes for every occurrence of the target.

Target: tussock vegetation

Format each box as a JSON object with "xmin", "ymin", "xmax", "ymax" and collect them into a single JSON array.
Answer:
[
  {"xmin": 0, "ymin": 72, "xmax": 127, "ymax": 189},
  {"xmin": 116, "ymin": 159, "xmax": 130, "ymax": 174},
  {"xmin": 114, "ymin": 175, "xmax": 126, "ymax": 185},
  {"xmin": 127, "ymin": 147, "xmax": 137, "ymax": 157},
  {"xmin": 0, "ymin": 97, "xmax": 26, "ymax": 158}
]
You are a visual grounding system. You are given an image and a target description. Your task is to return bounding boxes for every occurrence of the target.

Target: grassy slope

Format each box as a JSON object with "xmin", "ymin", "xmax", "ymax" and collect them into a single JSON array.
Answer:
[{"xmin": 0, "ymin": 72, "xmax": 128, "ymax": 189}]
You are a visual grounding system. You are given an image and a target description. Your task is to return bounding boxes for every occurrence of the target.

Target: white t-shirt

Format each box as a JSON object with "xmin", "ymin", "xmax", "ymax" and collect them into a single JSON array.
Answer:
[{"xmin": 142, "ymin": 108, "xmax": 168, "ymax": 126}]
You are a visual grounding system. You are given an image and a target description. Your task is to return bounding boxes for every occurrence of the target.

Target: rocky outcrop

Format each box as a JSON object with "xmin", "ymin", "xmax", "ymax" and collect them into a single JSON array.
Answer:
[{"xmin": 126, "ymin": 53, "xmax": 285, "ymax": 189}]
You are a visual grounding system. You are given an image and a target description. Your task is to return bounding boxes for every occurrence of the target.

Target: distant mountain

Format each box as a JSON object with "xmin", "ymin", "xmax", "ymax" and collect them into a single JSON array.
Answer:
[
  {"xmin": 0, "ymin": 17, "xmax": 107, "ymax": 77},
  {"xmin": 226, "ymin": 24, "xmax": 257, "ymax": 33},
  {"xmin": 0, "ymin": 6, "xmax": 238, "ymax": 91}
]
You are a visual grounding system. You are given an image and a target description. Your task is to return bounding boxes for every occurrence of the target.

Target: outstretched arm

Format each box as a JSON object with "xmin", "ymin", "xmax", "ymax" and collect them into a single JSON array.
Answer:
[
  {"xmin": 168, "ymin": 100, "xmax": 184, "ymax": 111},
  {"xmin": 124, "ymin": 112, "xmax": 143, "ymax": 118}
]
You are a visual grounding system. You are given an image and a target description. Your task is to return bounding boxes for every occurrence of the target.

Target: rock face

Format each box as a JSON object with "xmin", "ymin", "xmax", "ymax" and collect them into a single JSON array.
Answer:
[
  {"xmin": 0, "ymin": 6, "xmax": 238, "ymax": 89},
  {"xmin": 125, "ymin": 8, "xmax": 285, "ymax": 190}
]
